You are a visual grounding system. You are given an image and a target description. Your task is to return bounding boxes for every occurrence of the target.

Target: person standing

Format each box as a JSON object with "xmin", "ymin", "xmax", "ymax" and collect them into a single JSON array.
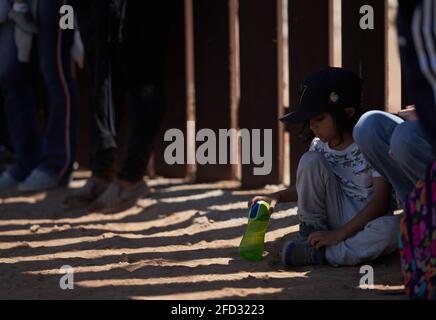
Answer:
[
  {"xmin": 0, "ymin": 0, "xmax": 77, "ymax": 194},
  {"xmin": 65, "ymin": 1, "xmax": 181, "ymax": 212}
]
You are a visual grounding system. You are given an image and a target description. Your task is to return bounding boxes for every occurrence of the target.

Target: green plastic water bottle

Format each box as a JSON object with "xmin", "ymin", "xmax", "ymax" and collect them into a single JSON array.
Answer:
[{"xmin": 239, "ymin": 201, "xmax": 271, "ymax": 261}]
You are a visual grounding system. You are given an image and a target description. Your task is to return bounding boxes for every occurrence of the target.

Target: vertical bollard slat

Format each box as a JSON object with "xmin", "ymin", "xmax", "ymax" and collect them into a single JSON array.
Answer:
[
  {"xmin": 342, "ymin": 0, "xmax": 387, "ymax": 110},
  {"xmin": 239, "ymin": 0, "xmax": 284, "ymax": 189},
  {"xmin": 193, "ymin": 0, "xmax": 237, "ymax": 182},
  {"xmin": 154, "ymin": 1, "xmax": 189, "ymax": 178},
  {"xmin": 288, "ymin": 0, "xmax": 331, "ymax": 185}
]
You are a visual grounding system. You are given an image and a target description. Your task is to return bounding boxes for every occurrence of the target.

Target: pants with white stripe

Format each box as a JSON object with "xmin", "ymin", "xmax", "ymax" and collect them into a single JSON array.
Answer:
[
  {"xmin": 0, "ymin": 0, "xmax": 77, "ymax": 181},
  {"xmin": 398, "ymin": 0, "xmax": 436, "ymax": 157}
]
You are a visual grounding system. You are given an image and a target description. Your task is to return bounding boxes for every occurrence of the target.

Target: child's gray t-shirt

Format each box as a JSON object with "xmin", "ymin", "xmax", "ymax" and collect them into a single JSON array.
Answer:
[{"xmin": 309, "ymin": 138, "xmax": 381, "ymax": 202}]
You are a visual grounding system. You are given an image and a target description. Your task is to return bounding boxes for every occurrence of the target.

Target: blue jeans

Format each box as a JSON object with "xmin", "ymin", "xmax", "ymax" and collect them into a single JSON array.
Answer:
[
  {"xmin": 0, "ymin": 0, "xmax": 9, "ymax": 24},
  {"xmin": 353, "ymin": 111, "xmax": 433, "ymax": 202},
  {"xmin": 0, "ymin": 1, "xmax": 77, "ymax": 181}
]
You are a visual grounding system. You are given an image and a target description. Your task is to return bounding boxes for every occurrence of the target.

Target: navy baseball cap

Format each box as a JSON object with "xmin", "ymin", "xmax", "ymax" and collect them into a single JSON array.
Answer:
[{"xmin": 280, "ymin": 67, "xmax": 363, "ymax": 124}]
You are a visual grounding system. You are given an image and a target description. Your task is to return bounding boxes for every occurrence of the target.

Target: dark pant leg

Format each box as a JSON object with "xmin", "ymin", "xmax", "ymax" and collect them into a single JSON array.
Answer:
[
  {"xmin": 0, "ymin": 21, "xmax": 41, "ymax": 181},
  {"xmin": 117, "ymin": 82, "xmax": 166, "ymax": 183},
  {"xmin": 0, "ymin": 92, "xmax": 13, "ymax": 172},
  {"xmin": 0, "ymin": 94, "xmax": 9, "ymax": 149},
  {"xmin": 75, "ymin": 0, "xmax": 125, "ymax": 181},
  {"xmin": 116, "ymin": 1, "xmax": 177, "ymax": 183},
  {"xmin": 36, "ymin": 0, "xmax": 77, "ymax": 179}
]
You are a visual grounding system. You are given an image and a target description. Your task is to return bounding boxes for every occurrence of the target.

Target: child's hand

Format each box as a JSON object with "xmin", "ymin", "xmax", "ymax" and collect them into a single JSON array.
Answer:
[
  {"xmin": 248, "ymin": 196, "xmax": 278, "ymax": 214},
  {"xmin": 308, "ymin": 230, "xmax": 345, "ymax": 250}
]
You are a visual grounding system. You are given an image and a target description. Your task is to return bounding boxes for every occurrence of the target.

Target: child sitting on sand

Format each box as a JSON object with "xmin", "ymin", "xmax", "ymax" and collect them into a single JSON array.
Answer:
[{"xmin": 249, "ymin": 67, "xmax": 399, "ymax": 267}]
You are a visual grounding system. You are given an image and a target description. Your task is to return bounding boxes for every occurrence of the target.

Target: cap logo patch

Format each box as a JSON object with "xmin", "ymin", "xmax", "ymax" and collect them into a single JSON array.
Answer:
[
  {"xmin": 330, "ymin": 92, "xmax": 340, "ymax": 104},
  {"xmin": 299, "ymin": 85, "xmax": 309, "ymax": 104}
]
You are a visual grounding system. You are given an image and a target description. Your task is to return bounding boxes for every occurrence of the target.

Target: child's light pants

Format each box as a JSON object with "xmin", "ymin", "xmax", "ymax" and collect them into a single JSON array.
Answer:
[{"xmin": 296, "ymin": 151, "xmax": 400, "ymax": 266}]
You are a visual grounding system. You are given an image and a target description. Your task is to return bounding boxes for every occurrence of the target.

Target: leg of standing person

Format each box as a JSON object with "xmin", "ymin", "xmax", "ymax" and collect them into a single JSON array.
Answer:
[
  {"xmin": 0, "ymin": 93, "xmax": 14, "ymax": 173},
  {"xmin": 0, "ymin": 18, "xmax": 41, "ymax": 193},
  {"xmin": 118, "ymin": 1, "xmax": 170, "ymax": 187},
  {"xmin": 89, "ymin": 1, "xmax": 179, "ymax": 212},
  {"xmin": 0, "ymin": 94, "xmax": 9, "ymax": 151},
  {"xmin": 63, "ymin": 0, "xmax": 128, "ymax": 208},
  {"xmin": 85, "ymin": 0, "xmax": 120, "ymax": 183},
  {"xmin": 0, "ymin": 0, "xmax": 10, "ymax": 24},
  {"xmin": 18, "ymin": 0, "xmax": 78, "ymax": 193}
]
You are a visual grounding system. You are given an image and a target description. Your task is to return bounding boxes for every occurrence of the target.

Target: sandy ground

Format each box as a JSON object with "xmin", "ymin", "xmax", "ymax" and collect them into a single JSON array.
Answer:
[{"xmin": 0, "ymin": 171, "xmax": 405, "ymax": 300}]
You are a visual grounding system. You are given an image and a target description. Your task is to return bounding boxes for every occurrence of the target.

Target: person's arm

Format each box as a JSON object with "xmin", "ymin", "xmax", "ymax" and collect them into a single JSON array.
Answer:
[
  {"xmin": 308, "ymin": 177, "xmax": 391, "ymax": 249},
  {"xmin": 248, "ymin": 186, "xmax": 298, "ymax": 214},
  {"xmin": 272, "ymin": 186, "xmax": 298, "ymax": 203}
]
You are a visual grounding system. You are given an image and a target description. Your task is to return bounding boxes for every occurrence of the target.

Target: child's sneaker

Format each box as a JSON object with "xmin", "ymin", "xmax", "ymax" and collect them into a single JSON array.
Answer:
[
  {"xmin": 282, "ymin": 240, "xmax": 326, "ymax": 266},
  {"xmin": 8, "ymin": 9, "xmax": 38, "ymax": 34}
]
